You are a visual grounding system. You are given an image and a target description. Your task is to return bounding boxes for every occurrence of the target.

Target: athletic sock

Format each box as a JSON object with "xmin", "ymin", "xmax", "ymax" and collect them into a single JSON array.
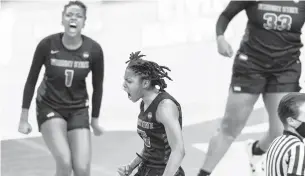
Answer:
[
  {"xmin": 252, "ymin": 140, "xmax": 265, "ymax": 156},
  {"xmin": 197, "ymin": 169, "xmax": 211, "ymax": 176}
]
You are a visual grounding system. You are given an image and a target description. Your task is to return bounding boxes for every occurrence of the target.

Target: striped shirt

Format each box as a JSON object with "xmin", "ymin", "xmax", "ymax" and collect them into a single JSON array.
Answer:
[{"xmin": 266, "ymin": 131, "xmax": 305, "ymax": 176}]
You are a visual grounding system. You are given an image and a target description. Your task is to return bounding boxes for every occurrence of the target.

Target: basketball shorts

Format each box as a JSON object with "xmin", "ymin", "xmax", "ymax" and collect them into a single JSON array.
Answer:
[
  {"xmin": 231, "ymin": 52, "xmax": 302, "ymax": 93},
  {"xmin": 36, "ymin": 100, "xmax": 90, "ymax": 132},
  {"xmin": 134, "ymin": 162, "xmax": 185, "ymax": 176}
]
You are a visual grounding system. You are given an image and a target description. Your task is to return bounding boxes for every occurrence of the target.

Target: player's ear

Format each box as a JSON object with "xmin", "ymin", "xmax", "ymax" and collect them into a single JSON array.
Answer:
[{"xmin": 142, "ymin": 79, "xmax": 150, "ymax": 89}]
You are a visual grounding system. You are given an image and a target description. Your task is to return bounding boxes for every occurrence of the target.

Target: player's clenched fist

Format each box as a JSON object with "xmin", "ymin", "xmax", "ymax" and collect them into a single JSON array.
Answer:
[
  {"xmin": 217, "ymin": 35, "xmax": 234, "ymax": 58},
  {"xmin": 91, "ymin": 118, "xmax": 104, "ymax": 136},
  {"xmin": 117, "ymin": 165, "xmax": 133, "ymax": 176},
  {"xmin": 18, "ymin": 111, "xmax": 32, "ymax": 134}
]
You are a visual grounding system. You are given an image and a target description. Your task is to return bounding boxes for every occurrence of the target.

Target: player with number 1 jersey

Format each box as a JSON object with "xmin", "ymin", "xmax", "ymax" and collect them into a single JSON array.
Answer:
[
  {"xmin": 18, "ymin": 2, "xmax": 104, "ymax": 176},
  {"xmin": 22, "ymin": 32, "xmax": 104, "ymax": 131}
]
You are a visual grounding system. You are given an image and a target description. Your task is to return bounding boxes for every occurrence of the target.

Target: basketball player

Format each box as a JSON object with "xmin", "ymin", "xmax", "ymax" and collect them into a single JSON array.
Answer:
[
  {"xmin": 17, "ymin": 1, "xmax": 104, "ymax": 176},
  {"xmin": 118, "ymin": 51, "xmax": 185, "ymax": 176},
  {"xmin": 198, "ymin": 1, "xmax": 305, "ymax": 176}
]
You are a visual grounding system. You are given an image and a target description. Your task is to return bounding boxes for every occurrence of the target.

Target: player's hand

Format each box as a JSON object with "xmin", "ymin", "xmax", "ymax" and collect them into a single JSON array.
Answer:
[
  {"xmin": 117, "ymin": 165, "xmax": 133, "ymax": 176},
  {"xmin": 90, "ymin": 118, "xmax": 103, "ymax": 136},
  {"xmin": 18, "ymin": 119, "xmax": 32, "ymax": 135},
  {"xmin": 217, "ymin": 35, "xmax": 234, "ymax": 57},
  {"xmin": 18, "ymin": 110, "xmax": 32, "ymax": 134}
]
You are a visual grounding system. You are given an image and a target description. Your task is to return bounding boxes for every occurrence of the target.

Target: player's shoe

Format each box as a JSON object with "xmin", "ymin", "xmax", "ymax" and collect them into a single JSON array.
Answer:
[{"xmin": 245, "ymin": 139, "xmax": 266, "ymax": 176}]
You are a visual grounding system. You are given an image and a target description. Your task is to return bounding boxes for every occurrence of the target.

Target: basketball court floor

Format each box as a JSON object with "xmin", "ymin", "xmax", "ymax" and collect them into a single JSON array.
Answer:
[{"xmin": 1, "ymin": 1, "xmax": 304, "ymax": 176}]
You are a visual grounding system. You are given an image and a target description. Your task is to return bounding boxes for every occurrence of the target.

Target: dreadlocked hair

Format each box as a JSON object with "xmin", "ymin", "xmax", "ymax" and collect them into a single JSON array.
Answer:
[{"xmin": 126, "ymin": 51, "xmax": 172, "ymax": 91}]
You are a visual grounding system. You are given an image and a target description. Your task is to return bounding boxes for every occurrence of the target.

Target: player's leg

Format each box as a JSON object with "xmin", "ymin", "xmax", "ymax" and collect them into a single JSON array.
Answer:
[
  {"xmin": 37, "ymin": 102, "xmax": 72, "ymax": 176},
  {"xmin": 246, "ymin": 59, "xmax": 301, "ymax": 175},
  {"xmin": 256, "ymin": 93, "xmax": 285, "ymax": 151},
  {"xmin": 67, "ymin": 107, "xmax": 91, "ymax": 176},
  {"xmin": 199, "ymin": 89, "xmax": 259, "ymax": 172},
  {"xmin": 244, "ymin": 93, "xmax": 286, "ymax": 175},
  {"xmin": 198, "ymin": 53, "xmax": 265, "ymax": 176},
  {"xmin": 259, "ymin": 59, "xmax": 301, "ymax": 150}
]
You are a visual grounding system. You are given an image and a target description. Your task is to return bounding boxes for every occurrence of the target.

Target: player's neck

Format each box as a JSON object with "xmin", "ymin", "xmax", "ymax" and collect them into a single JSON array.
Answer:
[
  {"xmin": 62, "ymin": 33, "xmax": 83, "ymax": 50},
  {"xmin": 142, "ymin": 88, "xmax": 159, "ymax": 107}
]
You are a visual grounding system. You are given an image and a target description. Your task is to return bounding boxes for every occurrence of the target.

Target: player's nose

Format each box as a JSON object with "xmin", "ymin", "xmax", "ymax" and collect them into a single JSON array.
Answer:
[
  {"xmin": 122, "ymin": 82, "xmax": 127, "ymax": 91},
  {"xmin": 70, "ymin": 15, "xmax": 77, "ymax": 20}
]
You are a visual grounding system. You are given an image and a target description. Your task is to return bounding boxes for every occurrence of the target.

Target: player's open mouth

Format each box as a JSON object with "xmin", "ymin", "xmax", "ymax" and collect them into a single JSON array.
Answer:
[
  {"xmin": 69, "ymin": 22, "xmax": 77, "ymax": 29},
  {"xmin": 127, "ymin": 93, "xmax": 131, "ymax": 99}
]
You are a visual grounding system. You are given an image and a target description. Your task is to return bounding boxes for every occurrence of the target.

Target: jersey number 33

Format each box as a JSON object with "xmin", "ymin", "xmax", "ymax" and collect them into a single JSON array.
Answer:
[{"xmin": 263, "ymin": 12, "xmax": 292, "ymax": 31}]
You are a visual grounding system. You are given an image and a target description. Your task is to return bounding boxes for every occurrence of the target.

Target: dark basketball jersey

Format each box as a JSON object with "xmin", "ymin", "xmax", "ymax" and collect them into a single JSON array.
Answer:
[
  {"xmin": 137, "ymin": 91, "xmax": 182, "ymax": 167},
  {"xmin": 220, "ymin": 1, "xmax": 305, "ymax": 64},
  {"xmin": 22, "ymin": 33, "xmax": 104, "ymax": 117}
]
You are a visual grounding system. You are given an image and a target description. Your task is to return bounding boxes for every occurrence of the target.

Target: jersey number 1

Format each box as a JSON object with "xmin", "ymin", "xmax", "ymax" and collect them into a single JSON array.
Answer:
[
  {"xmin": 263, "ymin": 13, "xmax": 292, "ymax": 31},
  {"xmin": 65, "ymin": 69, "xmax": 74, "ymax": 87}
]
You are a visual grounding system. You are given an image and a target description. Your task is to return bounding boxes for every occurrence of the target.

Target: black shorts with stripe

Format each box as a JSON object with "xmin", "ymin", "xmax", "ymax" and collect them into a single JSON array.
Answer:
[
  {"xmin": 36, "ymin": 100, "xmax": 90, "ymax": 132},
  {"xmin": 230, "ymin": 52, "xmax": 302, "ymax": 93}
]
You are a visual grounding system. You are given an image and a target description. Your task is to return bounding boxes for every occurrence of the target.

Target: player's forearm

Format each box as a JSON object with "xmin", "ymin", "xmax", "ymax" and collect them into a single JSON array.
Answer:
[
  {"xmin": 20, "ymin": 108, "xmax": 29, "ymax": 121},
  {"xmin": 162, "ymin": 148, "xmax": 185, "ymax": 176},
  {"xmin": 216, "ymin": 14, "xmax": 230, "ymax": 37},
  {"xmin": 216, "ymin": 1, "xmax": 247, "ymax": 37},
  {"xmin": 91, "ymin": 85, "xmax": 103, "ymax": 118},
  {"xmin": 128, "ymin": 151, "xmax": 144, "ymax": 170},
  {"xmin": 91, "ymin": 69, "xmax": 104, "ymax": 118},
  {"xmin": 21, "ymin": 82, "xmax": 37, "ymax": 111},
  {"xmin": 128, "ymin": 156, "xmax": 142, "ymax": 170}
]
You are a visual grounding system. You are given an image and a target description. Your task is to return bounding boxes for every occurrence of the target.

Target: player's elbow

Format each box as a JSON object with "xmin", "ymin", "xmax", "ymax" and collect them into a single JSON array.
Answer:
[{"xmin": 173, "ymin": 143, "xmax": 185, "ymax": 158}]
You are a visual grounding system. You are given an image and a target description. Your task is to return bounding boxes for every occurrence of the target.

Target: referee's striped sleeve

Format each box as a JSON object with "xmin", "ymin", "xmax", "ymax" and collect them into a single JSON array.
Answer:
[{"xmin": 287, "ymin": 144, "xmax": 305, "ymax": 176}]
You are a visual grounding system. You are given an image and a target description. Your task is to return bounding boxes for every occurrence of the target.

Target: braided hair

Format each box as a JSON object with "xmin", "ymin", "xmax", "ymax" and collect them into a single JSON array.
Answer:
[{"xmin": 126, "ymin": 51, "xmax": 172, "ymax": 91}]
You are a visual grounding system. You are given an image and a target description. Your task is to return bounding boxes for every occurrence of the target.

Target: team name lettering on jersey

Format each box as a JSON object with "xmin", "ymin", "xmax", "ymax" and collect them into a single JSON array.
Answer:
[
  {"xmin": 51, "ymin": 58, "xmax": 89, "ymax": 69},
  {"xmin": 137, "ymin": 119, "xmax": 154, "ymax": 129},
  {"xmin": 258, "ymin": 4, "xmax": 299, "ymax": 14}
]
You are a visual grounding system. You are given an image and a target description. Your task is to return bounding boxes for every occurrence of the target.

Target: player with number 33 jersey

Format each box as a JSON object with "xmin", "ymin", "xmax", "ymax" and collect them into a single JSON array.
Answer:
[{"xmin": 198, "ymin": 1, "xmax": 305, "ymax": 176}]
